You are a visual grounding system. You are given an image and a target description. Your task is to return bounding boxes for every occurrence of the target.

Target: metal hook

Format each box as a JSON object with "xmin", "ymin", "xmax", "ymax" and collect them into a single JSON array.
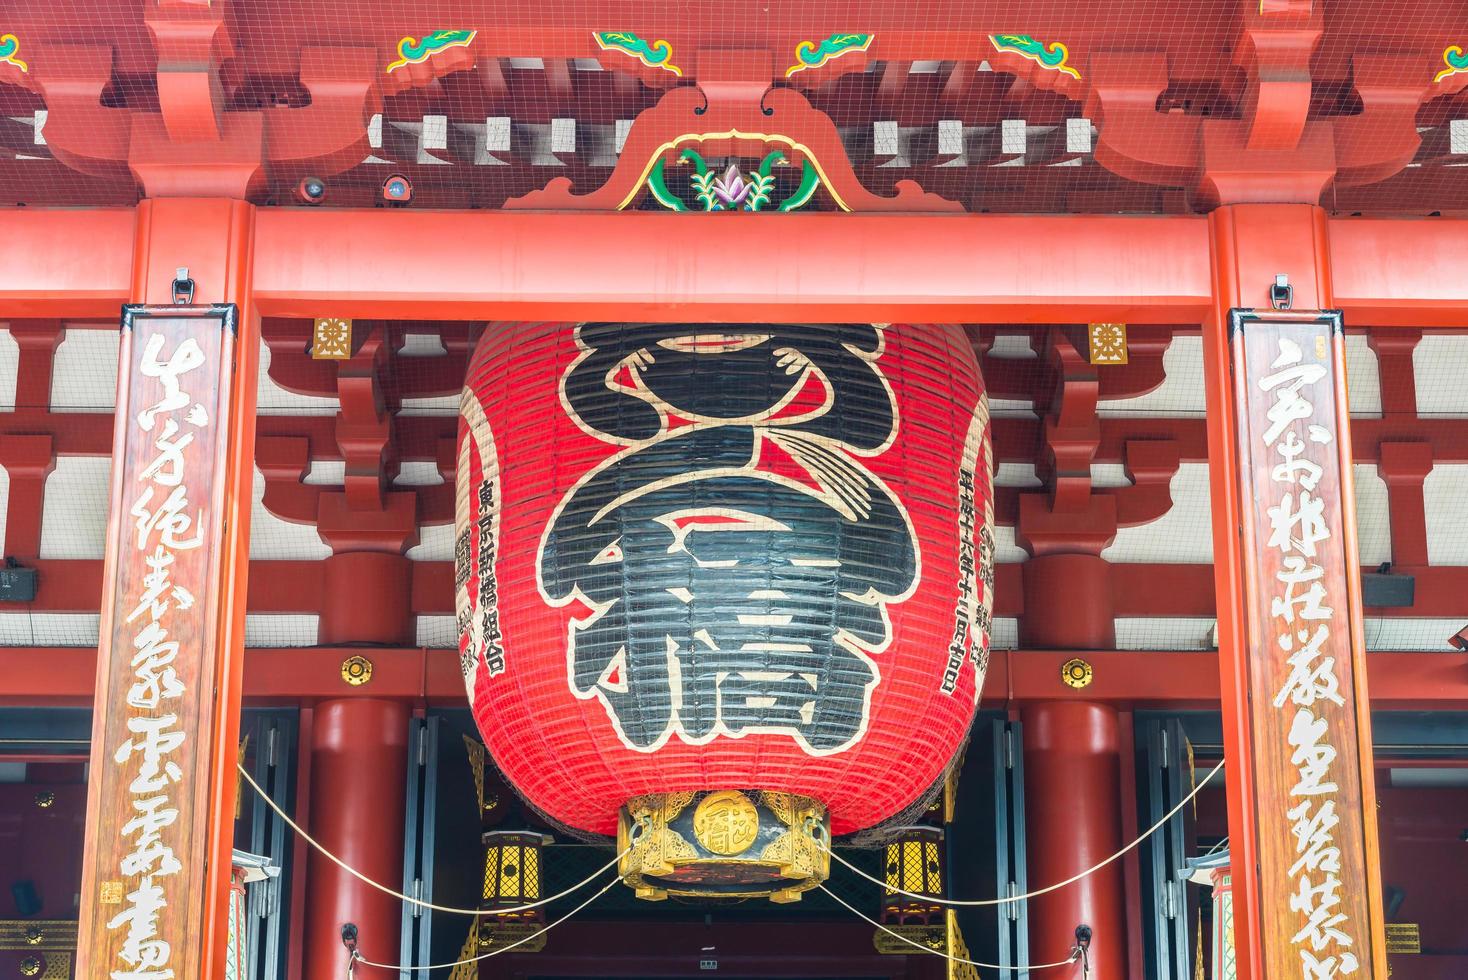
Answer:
[
  {"xmin": 1073, "ymin": 923, "xmax": 1093, "ymax": 978},
  {"xmin": 1269, "ymin": 274, "xmax": 1293, "ymax": 311},
  {"xmin": 759, "ymin": 87, "xmax": 776, "ymax": 116},
  {"xmin": 692, "ymin": 87, "xmax": 708, "ymax": 115},
  {"xmin": 341, "ymin": 922, "xmax": 360, "ymax": 978},
  {"xmin": 171, "ymin": 267, "xmax": 195, "ymax": 305}
]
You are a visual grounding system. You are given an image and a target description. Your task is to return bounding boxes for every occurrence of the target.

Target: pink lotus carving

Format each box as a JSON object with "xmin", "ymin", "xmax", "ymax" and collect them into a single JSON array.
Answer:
[{"xmin": 710, "ymin": 163, "xmax": 751, "ymax": 207}]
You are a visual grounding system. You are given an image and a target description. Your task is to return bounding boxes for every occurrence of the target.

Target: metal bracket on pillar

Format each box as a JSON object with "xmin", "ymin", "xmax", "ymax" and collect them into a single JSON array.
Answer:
[
  {"xmin": 1269, "ymin": 273, "xmax": 1292, "ymax": 310},
  {"xmin": 1074, "ymin": 923, "xmax": 1093, "ymax": 976},
  {"xmin": 341, "ymin": 922, "xmax": 360, "ymax": 976},
  {"xmin": 172, "ymin": 266, "xmax": 195, "ymax": 305}
]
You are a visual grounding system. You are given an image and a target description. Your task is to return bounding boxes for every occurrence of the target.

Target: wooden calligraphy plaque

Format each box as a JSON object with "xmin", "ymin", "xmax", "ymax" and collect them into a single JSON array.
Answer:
[
  {"xmin": 77, "ymin": 305, "xmax": 238, "ymax": 980},
  {"xmin": 1230, "ymin": 310, "xmax": 1386, "ymax": 980}
]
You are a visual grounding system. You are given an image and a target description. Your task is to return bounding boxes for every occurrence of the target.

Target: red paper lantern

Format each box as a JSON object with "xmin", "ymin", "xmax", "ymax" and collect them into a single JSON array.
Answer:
[{"xmin": 457, "ymin": 324, "xmax": 993, "ymax": 898}]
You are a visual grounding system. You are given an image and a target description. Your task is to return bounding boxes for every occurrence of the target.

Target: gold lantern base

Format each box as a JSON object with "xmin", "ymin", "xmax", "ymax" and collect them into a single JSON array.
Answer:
[{"xmin": 617, "ymin": 790, "xmax": 830, "ymax": 903}]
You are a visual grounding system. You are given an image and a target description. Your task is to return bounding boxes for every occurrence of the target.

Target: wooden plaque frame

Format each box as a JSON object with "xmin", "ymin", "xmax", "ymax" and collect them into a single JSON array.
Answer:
[
  {"xmin": 76, "ymin": 304, "xmax": 239, "ymax": 980},
  {"xmin": 1229, "ymin": 308, "xmax": 1387, "ymax": 980}
]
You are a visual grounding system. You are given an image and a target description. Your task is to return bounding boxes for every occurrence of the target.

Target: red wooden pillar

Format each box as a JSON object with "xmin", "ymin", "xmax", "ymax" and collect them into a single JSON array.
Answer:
[
  {"xmin": 1020, "ymin": 566, "xmax": 1126, "ymax": 976},
  {"xmin": 1019, "ymin": 553, "xmax": 1115, "ymax": 649},
  {"xmin": 318, "ymin": 551, "xmax": 414, "ymax": 644},
  {"xmin": 1022, "ymin": 702, "xmax": 1127, "ymax": 976},
  {"xmin": 303, "ymin": 698, "xmax": 410, "ymax": 976}
]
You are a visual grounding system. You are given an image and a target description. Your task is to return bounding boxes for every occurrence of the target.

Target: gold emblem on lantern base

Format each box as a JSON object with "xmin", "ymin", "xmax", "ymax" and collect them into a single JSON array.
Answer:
[
  {"xmin": 692, "ymin": 790, "xmax": 759, "ymax": 855},
  {"xmin": 618, "ymin": 790, "xmax": 830, "ymax": 903}
]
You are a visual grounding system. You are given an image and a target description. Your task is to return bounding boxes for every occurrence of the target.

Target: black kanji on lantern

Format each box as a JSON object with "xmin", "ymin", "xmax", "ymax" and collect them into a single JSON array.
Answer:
[{"xmin": 538, "ymin": 324, "xmax": 919, "ymax": 755}]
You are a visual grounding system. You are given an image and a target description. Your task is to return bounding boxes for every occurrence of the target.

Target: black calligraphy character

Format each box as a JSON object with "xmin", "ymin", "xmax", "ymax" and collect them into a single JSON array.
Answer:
[{"xmin": 540, "ymin": 325, "xmax": 919, "ymax": 755}]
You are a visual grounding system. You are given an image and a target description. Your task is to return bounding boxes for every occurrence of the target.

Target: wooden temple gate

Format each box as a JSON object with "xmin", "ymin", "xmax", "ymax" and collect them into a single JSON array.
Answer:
[{"xmin": 3, "ymin": 2, "xmax": 1468, "ymax": 977}]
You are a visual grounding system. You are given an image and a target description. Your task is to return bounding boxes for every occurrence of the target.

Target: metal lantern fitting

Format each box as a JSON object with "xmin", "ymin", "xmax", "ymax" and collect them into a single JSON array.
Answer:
[
  {"xmin": 479, "ymin": 830, "xmax": 552, "ymax": 952},
  {"xmin": 874, "ymin": 826, "xmax": 947, "ymax": 954},
  {"xmin": 618, "ymin": 790, "xmax": 830, "ymax": 902}
]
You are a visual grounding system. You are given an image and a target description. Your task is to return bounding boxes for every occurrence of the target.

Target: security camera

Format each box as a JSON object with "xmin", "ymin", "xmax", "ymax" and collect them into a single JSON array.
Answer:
[
  {"xmin": 294, "ymin": 176, "xmax": 327, "ymax": 205},
  {"xmin": 381, "ymin": 173, "xmax": 413, "ymax": 206}
]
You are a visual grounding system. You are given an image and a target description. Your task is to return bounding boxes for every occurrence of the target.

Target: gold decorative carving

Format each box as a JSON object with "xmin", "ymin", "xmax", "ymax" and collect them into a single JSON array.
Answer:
[
  {"xmin": 946, "ymin": 910, "xmax": 981, "ymax": 979},
  {"xmin": 340, "ymin": 654, "xmax": 374, "ymax": 686},
  {"xmin": 32, "ymin": 791, "xmax": 54, "ymax": 809},
  {"xmin": 873, "ymin": 923, "xmax": 947, "ymax": 955},
  {"xmin": 1087, "ymin": 321, "xmax": 1129, "ymax": 364},
  {"xmin": 757, "ymin": 790, "xmax": 795, "ymax": 825},
  {"xmin": 1385, "ymin": 923, "xmax": 1420, "ymax": 954},
  {"xmin": 463, "ymin": 735, "xmax": 488, "ymax": 813},
  {"xmin": 0, "ymin": 921, "xmax": 77, "ymax": 951},
  {"xmin": 311, "ymin": 317, "xmax": 353, "ymax": 360},
  {"xmin": 692, "ymin": 791, "xmax": 759, "ymax": 855},
  {"xmin": 40, "ymin": 953, "xmax": 69, "ymax": 979},
  {"xmin": 19, "ymin": 957, "xmax": 41, "ymax": 977},
  {"xmin": 619, "ymin": 790, "xmax": 829, "ymax": 902},
  {"xmin": 234, "ymin": 733, "xmax": 250, "ymax": 820},
  {"xmin": 1060, "ymin": 657, "xmax": 1094, "ymax": 689},
  {"xmin": 449, "ymin": 923, "xmax": 480, "ymax": 977}
]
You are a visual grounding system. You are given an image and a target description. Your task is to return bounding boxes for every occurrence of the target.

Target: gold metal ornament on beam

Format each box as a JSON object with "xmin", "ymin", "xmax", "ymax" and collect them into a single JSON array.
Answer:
[
  {"xmin": 618, "ymin": 790, "xmax": 830, "ymax": 902},
  {"xmin": 311, "ymin": 317, "xmax": 353, "ymax": 360},
  {"xmin": 340, "ymin": 654, "xmax": 374, "ymax": 686},
  {"xmin": 1061, "ymin": 657, "xmax": 1094, "ymax": 689},
  {"xmin": 1087, "ymin": 322, "xmax": 1128, "ymax": 364}
]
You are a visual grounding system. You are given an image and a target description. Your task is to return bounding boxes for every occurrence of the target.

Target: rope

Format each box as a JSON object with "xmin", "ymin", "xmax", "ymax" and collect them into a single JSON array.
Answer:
[
  {"xmin": 352, "ymin": 877, "xmax": 620, "ymax": 973},
  {"xmin": 237, "ymin": 762, "xmax": 628, "ymax": 918},
  {"xmin": 817, "ymin": 884, "xmax": 1080, "ymax": 972},
  {"xmin": 822, "ymin": 758, "xmax": 1224, "ymax": 908}
]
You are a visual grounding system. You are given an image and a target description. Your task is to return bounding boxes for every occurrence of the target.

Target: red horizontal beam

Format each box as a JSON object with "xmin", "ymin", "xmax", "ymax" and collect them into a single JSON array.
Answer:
[
  {"xmin": 251, "ymin": 210, "xmax": 1217, "ymax": 323},
  {"xmin": 20, "ymin": 558, "xmax": 1464, "ymax": 621},
  {"xmin": 1, "ymin": 208, "xmax": 1468, "ymax": 328},
  {"xmin": 0, "ymin": 208, "xmax": 135, "ymax": 317},
  {"xmin": 4, "ymin": 647, "xmax": 1464, "ymax": 708},
  {"xmin": 32, "ymin": 410, "xmax": 1468, "ymax": 472},
  {"xmin": 1331, "ymin": 218, "xmax": 1468, "ymax": 327}
]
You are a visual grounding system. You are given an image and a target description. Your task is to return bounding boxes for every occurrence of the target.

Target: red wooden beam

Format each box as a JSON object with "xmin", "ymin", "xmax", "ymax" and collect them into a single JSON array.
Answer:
[
  {"xmin": 3, "ymin": 208, "xmax": 1468, "ymax": 329},
  {"xmin": 251, "ymin": 210, "xmax": 1216, "ymax": 323},
  {"xmin": 0, "ymin": 208, "xmax": 134, "ymax": 317},
  {"xmin": 20, "ymin": 556, "xmax": 1468, "ymax": 621},
  {"xmin": 1331, "ymin": 218, "xmax": 1468, "ymax": 327},
  {"xmin": 5, "ymin": 647, "xmax": 1464, "ymax": 709}
]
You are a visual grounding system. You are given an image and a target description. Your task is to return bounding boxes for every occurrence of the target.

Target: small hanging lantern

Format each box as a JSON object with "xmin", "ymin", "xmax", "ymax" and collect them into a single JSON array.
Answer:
[
  {"xmin": 1183, "ymin": 850, "xmax": 1236, "ymax": 980},
  {"xmin": 227, "ymin": 850, "xmax": 279, "ymax": 980},
  {"xmin": 479, "ymin": 830, "xmax": 553, "ymax": 953},
  {"xmin": 873, "ymin": 825, "xmax": 947, "ymax": 953}
]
